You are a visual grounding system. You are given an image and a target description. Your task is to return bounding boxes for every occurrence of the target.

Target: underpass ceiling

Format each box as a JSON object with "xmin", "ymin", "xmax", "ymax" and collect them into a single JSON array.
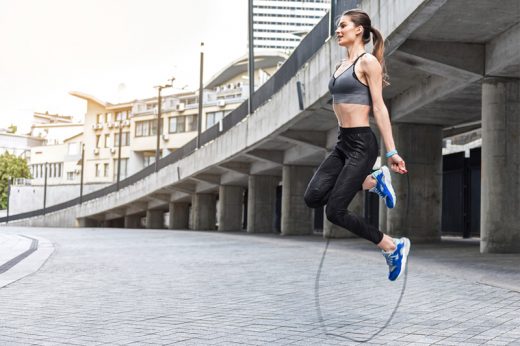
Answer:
[
  {"xmin": 393, "ymin": 82, "xmax": 482, "ymax": 126},
  {"xmin": 384, "ymin": 58, "xmax": 432, "ymax": 100},
  {"xmin": 409, "ymin": 0, "xmax": 520, "ymax": 43},
  {"xmin": 384, "ymin": 0, "xmax": 519, "ymax": 127},
  {"xmin": 199, "ymin": 166, "xmax": 227, "ymax": 176},
  {"xmin": 255, "ymin": 139, "xmax": 293, "ymax": 151}
]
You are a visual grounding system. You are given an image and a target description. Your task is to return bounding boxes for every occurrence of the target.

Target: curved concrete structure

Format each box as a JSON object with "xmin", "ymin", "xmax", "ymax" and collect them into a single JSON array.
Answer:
[
  {"xmin": 0, "ymin": 234, "xmax": 55, "ymax": 288},
  {"xmin": 6, "ymin": 0, "xmax": 520, "ymax": 253}
]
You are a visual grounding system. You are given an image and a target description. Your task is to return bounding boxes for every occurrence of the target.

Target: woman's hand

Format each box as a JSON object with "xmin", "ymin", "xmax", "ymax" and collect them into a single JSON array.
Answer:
[{"xmin": 388, "ymin": 154, "xmax": 407, "ymax": 174}]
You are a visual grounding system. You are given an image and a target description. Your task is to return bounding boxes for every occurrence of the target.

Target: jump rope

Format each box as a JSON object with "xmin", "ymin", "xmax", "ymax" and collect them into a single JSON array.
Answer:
[{"xmin": 314, "ymin": 172, "xmax": 411, "ymax": 343}]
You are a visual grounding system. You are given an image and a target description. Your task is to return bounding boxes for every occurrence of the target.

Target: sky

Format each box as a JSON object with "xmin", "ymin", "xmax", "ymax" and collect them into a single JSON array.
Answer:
[{"xmin": 0, "ymin": 0, "xmax": 249, "ymax": 133}]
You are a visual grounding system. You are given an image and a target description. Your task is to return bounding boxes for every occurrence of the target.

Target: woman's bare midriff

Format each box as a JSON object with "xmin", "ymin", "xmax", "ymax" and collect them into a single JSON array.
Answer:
[{"xmin": 333, "ymin": 103, "xmax": 371, "ymax": 128}]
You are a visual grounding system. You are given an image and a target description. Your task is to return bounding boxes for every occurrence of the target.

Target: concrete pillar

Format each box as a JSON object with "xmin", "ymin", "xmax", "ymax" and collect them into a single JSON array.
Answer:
[
  {"xmin": 481, "ymin": 78, "xmax": 520, "ymax": 253},
  {"xmin": 281, "ymin": 165, "xmax": 314, "ymax": 235},
  {"xmin": 247, "ymin": 175, "xmax": 279, "ymax": 233},
  {"xmin": 323, "ymin": 190, "xmax": 364, "ymax": 238},
  {"xmin": 191, "ymin": 193, "xmax": 216, "ymax": 230},
  {"xmin": 169, "ymin": 202, "xmax": 190, "ymax": 229},
  {"xmin": 387, "ymin": 123, "xmax": 443, "ymax": 242},
  {"xmin": 76, "ymin": 217, "xmax": 99, "ymax": 227},
  {"xmin": 124, "ymin": 214, "xmax": 142, "ymax": 229},
  {"xmin": 146, "ymin": 210, "xmax": 164, "ymax": 229},
  {"xmin": 218, "ymin": 185, "xmax": 243, "ymax": 231}
]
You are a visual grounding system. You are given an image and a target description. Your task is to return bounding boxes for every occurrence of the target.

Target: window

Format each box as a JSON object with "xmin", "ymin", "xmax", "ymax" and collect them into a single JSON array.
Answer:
[
  {"xmin": 116, "ymin": 111, "xmax": 128, "ymax": 121},
  {"xmin": 104, "ymin": 134, "xmax": 110, "ymax": 148},
  {"xmin": 48, "ymin": 163, "xmax": 63, "ymax": 178},
  {"xmin": 186, "ymin": 115, "xmax": 197, "ymax": 132},
  {"xmin": 104, "ymin": 163, "xmax": 109, "ymax": 177},
  {"xmin": 96, "ymin": 113, "xmax": 103, "ymax": 124},
  {"xmin": 135, "ymin": 121, "xmax": 144, "ymax": 137},
  {"xmin": 95, "ymin": 135, "xmax": 101, "ymax": 148},
  {"xmin": 136, "ymin": 120, "xmax": 150, "ymax": 137},
  {"xmin": 150, "ymin": 120, "xmax": 158, "ymax": 136},
  {"xmin": 169, "ymin": 115, "xmax": 197, "ymax": 133},
  {"xmin": 169, "ymin": 116, "xmax": 186, "ymax": 133},
  {"xmin": 185, "ymin": 97, "xmax": 198, "ymax": 105},
  {"xmin": 144, "ymin": 155, "xmax": 155, "ymax": 167},
  {"xmin": 135, "ymin": 120, "xmax": 162, "ymax": 137},
  {"xmin": 114, "ymin": 132, "xmax": 130, "ymax": 147},
  {"xmin": 95, "ymin": 163, "xmax": 101, "ymax": 177},
  {"xmin": 67, "ymin": 172, "xmax": 74, "ymax": 181},
  {"xmin": 206, "ymin": 111, "xmax": 225, "ymax": 129},
  {"xmin": 106, "ymin": 113, "xmax": 113, "ymax": 122},
  {"xmin": 113, "ymin": 158, "xmax": 129, "ymax": 180}
]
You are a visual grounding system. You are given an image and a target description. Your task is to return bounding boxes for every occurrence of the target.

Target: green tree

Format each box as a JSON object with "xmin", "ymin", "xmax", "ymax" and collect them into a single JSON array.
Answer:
[
  {"xmin": 6, "ymin": 124, "xmax": 17, "ymax": 134},
  {"xmin": 0, "ymin": 152, "xmax": 31, "ymax": 209}
]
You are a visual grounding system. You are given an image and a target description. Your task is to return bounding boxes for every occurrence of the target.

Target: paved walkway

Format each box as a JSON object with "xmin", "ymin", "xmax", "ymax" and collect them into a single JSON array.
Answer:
[
  {"xmin": 0, "ymin": 227, "xmax": 519, "ymax": 345},
  {"xmin": 0, "ymin": 233, "xmax": 54, "ymax": 288}
]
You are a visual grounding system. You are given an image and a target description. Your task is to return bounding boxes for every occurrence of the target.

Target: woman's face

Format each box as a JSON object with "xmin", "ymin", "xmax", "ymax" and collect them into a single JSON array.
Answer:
[{"xmin": 335, "ymin": 16, "xmax": 362, "ymax": 46}]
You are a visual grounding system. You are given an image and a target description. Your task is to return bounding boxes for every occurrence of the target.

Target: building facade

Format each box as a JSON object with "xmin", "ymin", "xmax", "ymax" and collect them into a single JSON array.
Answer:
[
  {"xmin": 9, "ymin": 53, "xmax": 286, "ymax": 214},
  {"xmin": 253, "ymin": 0, "xmax": 330, "ymax": 53},
  {"xmin": 0, "ymin": 133, "xmax": 45, "ymax": 158}
]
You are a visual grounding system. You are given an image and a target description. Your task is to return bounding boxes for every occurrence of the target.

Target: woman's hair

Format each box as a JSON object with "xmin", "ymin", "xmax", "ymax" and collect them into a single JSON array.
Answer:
[{"xmin": 339, "ymin": 9, "xmax": 389, "ymax": 86}]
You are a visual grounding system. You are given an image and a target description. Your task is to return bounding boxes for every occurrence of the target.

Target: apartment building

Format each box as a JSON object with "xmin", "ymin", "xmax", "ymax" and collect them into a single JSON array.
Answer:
[
  {"xmin": 71, "ymin": 52, "xmax": 286, "ymax": 186},
  {"xmin": 27, "ymin": 110, "xmax": 84, "ymax": 185},
  {"xmin": 0, "ymin": 112, "xmax": 77, "ymax": 162},
  {"xmin": 253, "ymin": 0, "xmax": 330, "ymax": 53},
  {"xmin": 0, "ymin": 132, "xmax": 45, "ymax": 158},
  {"xmin": 28, "ymin": 111, "xmax": 82, "ymax": 145},
  {"xmin": 29, "ymin": 131, "xmax": 84, "ymax": 185},
  {"xmin": 9, "ymin": 52, "xmax": 285, "ymax": 214},
  {"xmin": 12, "ymin": 51, "xmax": 285, "ymax": 212}
]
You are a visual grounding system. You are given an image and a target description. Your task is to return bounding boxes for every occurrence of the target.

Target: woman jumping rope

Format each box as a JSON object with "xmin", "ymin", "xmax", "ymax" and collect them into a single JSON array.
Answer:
[{"xmin": 304, "ymin": 9, "xmax": 410, "ymax": 281}]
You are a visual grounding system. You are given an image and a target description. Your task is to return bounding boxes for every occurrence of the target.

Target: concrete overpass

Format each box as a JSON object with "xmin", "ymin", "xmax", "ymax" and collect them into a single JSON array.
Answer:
[{"xmin": 4, "ymin": 0, "xmax": 520, "ymax": 253}]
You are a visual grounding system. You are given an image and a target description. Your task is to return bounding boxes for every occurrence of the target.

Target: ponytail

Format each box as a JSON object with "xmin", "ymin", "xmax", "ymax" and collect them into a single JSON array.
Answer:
[{"xmin": 369, "ymin": 26, "xmax": 390, "ymax": 87}]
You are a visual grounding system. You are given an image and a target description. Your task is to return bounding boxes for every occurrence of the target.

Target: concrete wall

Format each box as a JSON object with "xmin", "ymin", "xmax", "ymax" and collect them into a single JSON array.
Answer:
[{"xmin": 9, "ymin": 183, "xmax": 110, "ymax": 214}]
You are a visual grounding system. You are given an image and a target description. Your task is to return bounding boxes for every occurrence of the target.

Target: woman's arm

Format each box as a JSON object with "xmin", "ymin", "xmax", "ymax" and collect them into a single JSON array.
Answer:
[{"xmin": 361, "ymin": 55, "xmax": 407, "ymax": 174}]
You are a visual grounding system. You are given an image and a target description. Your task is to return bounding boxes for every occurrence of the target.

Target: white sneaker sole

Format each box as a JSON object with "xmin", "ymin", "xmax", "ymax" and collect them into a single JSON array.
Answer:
[{"xmin": 395, "ymin": 237, "xmax": 410, "ymax": 281}]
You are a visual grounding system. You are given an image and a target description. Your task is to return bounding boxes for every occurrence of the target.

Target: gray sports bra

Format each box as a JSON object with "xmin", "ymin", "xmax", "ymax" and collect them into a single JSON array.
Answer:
[{"xmin": 328, "ymin": 53, "xmax": 372, "ymax": 106}]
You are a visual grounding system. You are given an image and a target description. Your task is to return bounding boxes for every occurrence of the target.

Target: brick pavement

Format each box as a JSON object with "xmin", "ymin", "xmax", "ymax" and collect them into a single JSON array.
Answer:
[{"xmin": 0, "ymin": 227, "xmax": 519, "ymax": 345}]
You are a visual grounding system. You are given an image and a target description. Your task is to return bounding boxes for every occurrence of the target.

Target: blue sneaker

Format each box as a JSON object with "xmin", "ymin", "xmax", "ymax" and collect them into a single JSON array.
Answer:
[
  {"xmin": 382, "ymin": 237, "xmax": 411, "ymax": 281},
  {"xmin": 370, "ymin": 166, "xmax": 396, "ymax": 208}
]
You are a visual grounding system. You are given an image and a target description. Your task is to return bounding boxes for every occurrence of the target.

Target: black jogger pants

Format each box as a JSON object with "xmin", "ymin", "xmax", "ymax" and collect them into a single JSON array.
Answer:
[{"xmin": 304, "ymin": 126, "xmax": 384, "ymax": 244}]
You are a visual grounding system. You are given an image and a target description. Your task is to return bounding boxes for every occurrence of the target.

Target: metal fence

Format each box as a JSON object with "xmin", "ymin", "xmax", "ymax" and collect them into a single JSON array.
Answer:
[{"xmin": 1, "ymin": 12, "xmax": 332, "ymax": 224}]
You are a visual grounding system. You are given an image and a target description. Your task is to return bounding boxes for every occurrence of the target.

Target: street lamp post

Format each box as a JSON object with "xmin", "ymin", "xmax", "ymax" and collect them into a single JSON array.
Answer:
[
  {"xmin": 154, "ymin": 78, "xmax": 174, "ymax": 172},
  {"xmin": 43, "ymin": 162, "xmax": 48, "ymax": 214},
  {"xmin": 196, "ymin": 42, "xmax": 204, "ymax": 149},
  {"xmin": 116, "ymin": 119, "xmax": 123, "ymax": 189},
  {"xmin": 6, "ymin": 176, "xmax": 11, "ymax": 224},
  {"xmin": 248, "ymin": 0, "xmax": 254, "ymax": 114},
  {"xmin": 79, "ymin": 144, "xmax": 85, "ymax": 203}
]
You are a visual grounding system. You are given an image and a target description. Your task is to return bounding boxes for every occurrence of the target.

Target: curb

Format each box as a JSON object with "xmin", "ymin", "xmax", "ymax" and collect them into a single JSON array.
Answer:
[{"xmin": 0, "ymin": 234, "xmax": 55, "ymax": 288}]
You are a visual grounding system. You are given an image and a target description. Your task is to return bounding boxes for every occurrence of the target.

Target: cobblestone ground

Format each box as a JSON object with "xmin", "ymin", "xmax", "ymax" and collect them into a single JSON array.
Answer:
[{"xmin": 0, "ymin": 227, "xmax": 519, "ymax": 345}]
